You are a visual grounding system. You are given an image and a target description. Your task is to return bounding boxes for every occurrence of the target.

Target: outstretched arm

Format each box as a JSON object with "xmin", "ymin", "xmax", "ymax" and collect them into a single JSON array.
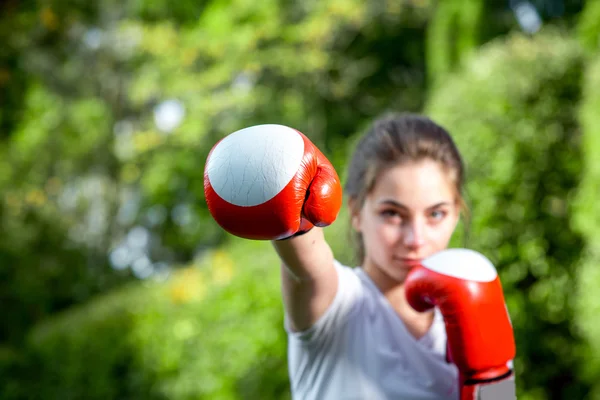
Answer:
[{"xmin": 274, "ymin": 228, "xmax": 338, "ymax": 332}]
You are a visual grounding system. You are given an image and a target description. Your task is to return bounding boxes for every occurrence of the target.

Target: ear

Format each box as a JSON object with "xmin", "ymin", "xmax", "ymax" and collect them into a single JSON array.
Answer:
[{"xmin": 348, "ymin": 198, "xmax": 362, "ymax": 232}]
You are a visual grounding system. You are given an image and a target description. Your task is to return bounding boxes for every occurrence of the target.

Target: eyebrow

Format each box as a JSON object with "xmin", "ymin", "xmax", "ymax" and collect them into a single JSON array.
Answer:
[{"xmin": 378, "ymin": 199, "xmax": 452, "ymax": 210}]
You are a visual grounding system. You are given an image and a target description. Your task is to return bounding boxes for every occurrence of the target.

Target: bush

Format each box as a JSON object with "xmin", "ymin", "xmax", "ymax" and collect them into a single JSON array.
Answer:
[
  {"xmin": 572, "ymin": 54, "xmax": 600, "ymax": 400},
  {"xmin": 426, "ymin": 29, "xmax": 589, "ymax": 399},
  {"xmin": 21, "ymin": 239, "xmax": 292, "ymax": 400}
]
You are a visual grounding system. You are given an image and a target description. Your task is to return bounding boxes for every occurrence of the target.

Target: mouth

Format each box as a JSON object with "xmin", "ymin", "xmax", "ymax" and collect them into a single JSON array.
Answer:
[{"xmin": 396, "ymin": 258, "xmax": 423, "ymax": 268}]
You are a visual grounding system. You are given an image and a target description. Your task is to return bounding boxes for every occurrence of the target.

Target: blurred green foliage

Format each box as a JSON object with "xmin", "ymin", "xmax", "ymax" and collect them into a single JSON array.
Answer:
[
  {"xmin": 572, "ymin": 53, "xmax": 600, "ymax": 400},
  {"xmin": 426, "ymin": 0, "xmax": 484, "ymax": 87},
  {"xmin": 427, "ymin": 29, "xmax": 588, "ymax": 399},
  {"xmin": 22, "ymin": 241, "xmax": 288, "ymax": 400},
  {"xmin": 577, "ymin": 0, "xmax": 600, "ymax": 51},
  {"xmin": 0, "ymin": 0, "xmax": 598, "ymax": 399}
]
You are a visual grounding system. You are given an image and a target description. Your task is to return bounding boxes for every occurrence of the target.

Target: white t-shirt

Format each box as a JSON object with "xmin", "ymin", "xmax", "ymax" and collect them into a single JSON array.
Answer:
[{"xmin": 285, "ymin": 261, "xmax": 460, "ymax": 400}]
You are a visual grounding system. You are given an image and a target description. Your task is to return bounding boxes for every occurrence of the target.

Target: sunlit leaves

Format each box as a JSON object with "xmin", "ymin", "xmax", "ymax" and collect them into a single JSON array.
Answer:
[
  {"xmin": 427, "ymin": 29, "xmax": 588, "ymax": 398},
  {"xmin": 26, "ymin": 239, "xmax": 287, "ymax": 399},
  {"xmin": 572, "ymin": 54, "xmax": 600, "ymax": 387}
]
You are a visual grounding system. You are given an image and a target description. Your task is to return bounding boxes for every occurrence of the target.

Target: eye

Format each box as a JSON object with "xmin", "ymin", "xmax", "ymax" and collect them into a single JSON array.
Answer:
[
  {"xmin": 380, "ymin": 209, "xmax": 402, "ymax": 221},
  {"xmin": 429, "ymin": 209, "xmax": 447, "ymax": 220}
]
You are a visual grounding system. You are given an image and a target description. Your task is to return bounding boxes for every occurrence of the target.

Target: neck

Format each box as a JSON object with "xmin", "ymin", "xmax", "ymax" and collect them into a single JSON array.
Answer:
[
  {"xmin": 363, "ymin": 259, "xmax": 435, "ymax": 339},
  {"xmin": 362, "ymin": 259, "xmax": 410, "ymax": 304}
]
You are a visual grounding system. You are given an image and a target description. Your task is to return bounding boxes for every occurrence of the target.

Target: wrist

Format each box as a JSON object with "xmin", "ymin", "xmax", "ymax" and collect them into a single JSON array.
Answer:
[{"xmin": 277, "ymin": 227, "xmax": 314, "ymax": 241}]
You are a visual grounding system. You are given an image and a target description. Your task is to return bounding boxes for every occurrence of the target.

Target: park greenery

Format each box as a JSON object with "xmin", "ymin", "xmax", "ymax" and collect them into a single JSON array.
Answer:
[{"xmin": 1, "ymin": 0, "xmax": 599, "ymax": 399}]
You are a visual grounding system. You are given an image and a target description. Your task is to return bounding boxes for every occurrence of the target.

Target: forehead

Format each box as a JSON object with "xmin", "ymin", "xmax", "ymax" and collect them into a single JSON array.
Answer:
[{"xmin": 369, "ymin": 160, "xmax": 456, "ymax": 208}]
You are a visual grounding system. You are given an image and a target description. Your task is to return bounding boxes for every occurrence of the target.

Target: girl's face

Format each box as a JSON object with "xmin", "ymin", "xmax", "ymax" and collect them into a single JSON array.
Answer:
[{"xmin": 352, "ymin": 159, "xmax": 460, "ymax": 284}]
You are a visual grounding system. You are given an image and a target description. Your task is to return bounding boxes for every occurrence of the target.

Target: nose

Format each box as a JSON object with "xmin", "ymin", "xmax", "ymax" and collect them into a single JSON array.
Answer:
[{"xmin": 403, "ymin": 221, "xmax": 426, "ymax": 249}]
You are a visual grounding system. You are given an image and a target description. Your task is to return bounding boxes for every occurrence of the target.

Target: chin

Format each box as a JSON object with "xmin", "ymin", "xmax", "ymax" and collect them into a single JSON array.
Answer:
[
  {"xmin": 367, "ymin": 258, "xmax": 411, "ymax": 283},
  {"xmin": 389, "ymin": 270, "xmax": 410, "ymax": 284},
  {"xmin": 384, "ymin": 262, "xmax": 411, "ymax": 282}
]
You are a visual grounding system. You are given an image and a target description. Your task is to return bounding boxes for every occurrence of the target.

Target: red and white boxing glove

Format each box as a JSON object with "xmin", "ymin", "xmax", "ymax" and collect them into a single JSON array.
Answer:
[
  {"xmin": 405, "ymin": 249, "xmax": 516, "ymax": 399},
  {"xmin": 203, "ymin": 124, "xmax": 343, "ymax": 240}
]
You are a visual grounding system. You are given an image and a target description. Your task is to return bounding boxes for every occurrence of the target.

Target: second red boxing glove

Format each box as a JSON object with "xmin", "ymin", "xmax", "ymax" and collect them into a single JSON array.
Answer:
[
  {"xmin": 404, "ymin": 249, "xmax": 516, "ymax": 384},
  {"xmin": 203, "ymin": 124, "xmax": 343, "ymax": 240}
]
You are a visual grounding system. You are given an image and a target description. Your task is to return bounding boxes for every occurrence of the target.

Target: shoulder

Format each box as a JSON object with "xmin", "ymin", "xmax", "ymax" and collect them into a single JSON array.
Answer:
[
  {"xmin": 316, "ymin": 259, "xmax": 367, "ymax": 321},
  {"xmin": 333, "ymin": 261, "xmax": 378, "ymax": 310},
  {"xmin": 333, "ymin": 260, "xmax": 362, "ymax": 289}
]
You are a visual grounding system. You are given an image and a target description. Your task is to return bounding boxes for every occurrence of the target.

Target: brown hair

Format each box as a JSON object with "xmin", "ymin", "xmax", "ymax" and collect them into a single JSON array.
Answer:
[{"xmin": 344, "ymin": 112, "xmax": 468, "ymax": 263}]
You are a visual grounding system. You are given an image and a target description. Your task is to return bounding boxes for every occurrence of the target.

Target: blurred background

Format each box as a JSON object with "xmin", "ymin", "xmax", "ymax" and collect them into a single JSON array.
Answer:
[{"xmin": 1, "ymin": 0, "xmax": 600, "ymax": 399}]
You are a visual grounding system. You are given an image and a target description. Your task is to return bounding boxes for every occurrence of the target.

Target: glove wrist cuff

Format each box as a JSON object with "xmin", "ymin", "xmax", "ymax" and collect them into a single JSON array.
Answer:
[{"xmin": 277, "ymin": 228, "xmax": 313, "ymax": 241}]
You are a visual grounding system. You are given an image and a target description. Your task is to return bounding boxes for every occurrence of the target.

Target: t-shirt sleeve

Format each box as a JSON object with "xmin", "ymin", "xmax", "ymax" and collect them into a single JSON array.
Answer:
[{"xmin": 284, "ymin": 260, "xmax": 362, "ymax": 344}]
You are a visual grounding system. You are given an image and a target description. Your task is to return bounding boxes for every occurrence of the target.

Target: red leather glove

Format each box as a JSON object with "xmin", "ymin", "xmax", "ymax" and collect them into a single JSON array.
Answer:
[
  {"xmin": 405, "ymin": 249, "xmax": 516, "ymax": 398},
  {"xmin": 204, "ymin": 124, "xmax": 342, "ymax": 240}
]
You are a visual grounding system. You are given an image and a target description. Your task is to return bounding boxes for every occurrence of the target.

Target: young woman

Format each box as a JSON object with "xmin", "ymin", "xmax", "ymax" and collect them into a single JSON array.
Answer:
[
  {"xmin": 204, "ymin": 113, "xmax": 513, "ymax": 399},
  {"xmin": 274, "ymin": 114, "xmax": 464, "ymax": 399}
]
